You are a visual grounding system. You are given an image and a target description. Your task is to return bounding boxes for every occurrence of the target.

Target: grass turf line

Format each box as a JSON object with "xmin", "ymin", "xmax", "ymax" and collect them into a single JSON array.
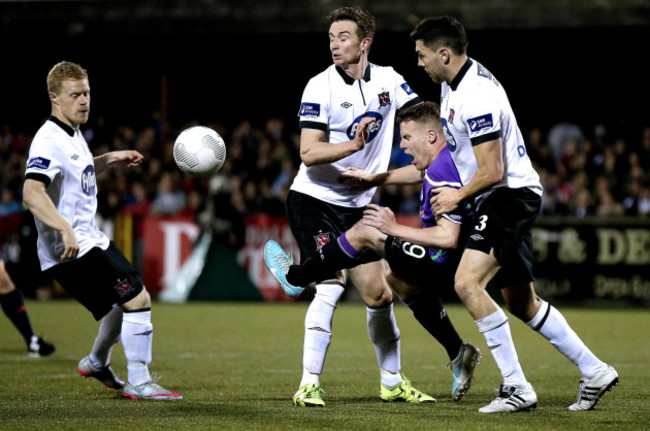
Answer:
[{"xmin": 0, "ymin": 300, "xmax": 648, "ymax": 430}]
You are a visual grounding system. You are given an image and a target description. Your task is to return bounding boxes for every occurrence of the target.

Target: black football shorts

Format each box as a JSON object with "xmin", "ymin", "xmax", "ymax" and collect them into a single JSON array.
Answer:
[
  {"xmin": 465, "ymin": 187, "xmax": 541, "ymax": 287},
  {"xmin": 285, "ymin": 190, "xmax": 380, "ymax": 272},
  {"xmin": 47, "ymin": 242, "xmax": 144, "ymax": 320}
]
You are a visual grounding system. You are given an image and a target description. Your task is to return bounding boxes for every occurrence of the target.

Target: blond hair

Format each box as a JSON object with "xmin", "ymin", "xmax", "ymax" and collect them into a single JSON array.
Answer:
[{"xmin": 47, "ymin": 61, "xmax": 88, "ymax": 95}]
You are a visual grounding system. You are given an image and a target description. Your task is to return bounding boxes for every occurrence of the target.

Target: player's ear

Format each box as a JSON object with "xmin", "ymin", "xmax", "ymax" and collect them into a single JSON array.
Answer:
[
  {"xmin": 440, "ymin": 48, "xmax": 451, "ymax": 65},
  {"xmin": 49, "ymin": 92, "xmax": 59, "ymax": 105},
  {"xmin": 428, "ymin": 128, "xmax": 437, "ymax": 143},
  {"xmin": 361, "ymin": 37, "xmax": 372, "ymax": 51}
]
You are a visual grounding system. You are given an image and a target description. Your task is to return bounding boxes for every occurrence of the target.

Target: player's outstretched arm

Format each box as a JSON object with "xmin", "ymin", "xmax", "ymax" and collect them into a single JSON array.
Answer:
[
  {"xmin": 363, "ymin": 203, "xmax": 460, "ymax": 249},
  {"xmin": 94, "ymin": 150, "xmax": 144, "ymax": 175},
  {"xmin": 340, "ymin": 164, "xmax": 423, "ymax": 190},
  {"xmin": 23, "ymin": 179, "xmax": 79, "ymax": 260}
]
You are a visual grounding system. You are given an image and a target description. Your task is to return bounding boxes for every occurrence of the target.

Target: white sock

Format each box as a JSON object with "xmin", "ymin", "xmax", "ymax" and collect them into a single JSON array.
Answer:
[
  {"xmin": 476, "ymin": 308, "xmax": 528, "ymax": 388},
  {"xmin": 367, "ymin": 303, "xmax": 401, "ymax": 387},
  {"xmin": 122, "ymin": 309, "xmax": 153, "ymax": 386},
  {"xmin": 300, "ymin": 283, "xmax": 345, "ymax": 387},
  {"xmin": 89, "ymin": 305, "xmax": 123, "ymax": 368},
  {"xmin": 528, "ymin": 301, "xmax": 605, "ymax": 379}
]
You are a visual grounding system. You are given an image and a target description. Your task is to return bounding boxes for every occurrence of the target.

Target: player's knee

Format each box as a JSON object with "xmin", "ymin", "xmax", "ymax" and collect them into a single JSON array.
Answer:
[
  {"xmin": 347, "ymin": 223, "xmax": 374, "ymax": 249},
  {"xmin": 385, "ymin": 270, "xmax": 414, "ymax": 299},
  {"xmin": 453, "ymin": 274, "xmax": 479, "ymax": 304},
  {"xmin": 362, "ymin": 285, "xmax": 392, "ymax": 307},
  {"xmin": 0, "ymin": 262, "xmax": 15, "ymax": 294},
  {"xmin": 122, "ymin": 287, "xmax": 151, "ymax": 310}
]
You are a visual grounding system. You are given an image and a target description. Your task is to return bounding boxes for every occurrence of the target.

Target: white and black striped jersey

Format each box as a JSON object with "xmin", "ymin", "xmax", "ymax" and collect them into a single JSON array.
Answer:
[
  {"xmin": 25, "ymin": 117, "xmax": 109, "ymax": 270},
  {"xmin": 440, "ymin": 59, "xmax": 542, "ymax": 201},
  {"xmin": 292, "ymin": 63, "xmax": 421, "ymax": 207}
]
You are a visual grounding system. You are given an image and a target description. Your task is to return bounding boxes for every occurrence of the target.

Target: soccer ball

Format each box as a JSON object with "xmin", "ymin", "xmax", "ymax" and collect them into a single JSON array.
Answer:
[{"xmin": 173, "ymin": 126, "xmax": 227, "ymax": 177}]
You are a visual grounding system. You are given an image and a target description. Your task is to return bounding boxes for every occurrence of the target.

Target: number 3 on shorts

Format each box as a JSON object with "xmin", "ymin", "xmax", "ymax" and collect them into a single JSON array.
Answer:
[{"xmin": 475, "ymin": 215, "xmax": 488, "ymax": 231}]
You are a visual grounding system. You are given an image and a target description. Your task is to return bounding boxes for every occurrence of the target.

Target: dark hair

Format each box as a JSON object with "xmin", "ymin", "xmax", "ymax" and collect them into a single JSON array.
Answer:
[
  {"xmin": 327, "ymin": 7, "xmax": 376, "ymax": 40},
  {"xmin": 397, "ymin": 101, "xmax": 441, "ymax": 125},
  {"xmin": 410, "ymin": 16, "xmax": 468, "ymax": 55}
]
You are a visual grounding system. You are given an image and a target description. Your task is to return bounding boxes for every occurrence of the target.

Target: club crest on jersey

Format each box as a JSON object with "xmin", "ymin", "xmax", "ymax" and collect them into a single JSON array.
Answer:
[
  {"xmin": 400, "ymin": 82, "xmax": 414, "ymax": 95},
  {"xmin": 27, "ymin": 157, "xmax": 51, "ymax": 170},
  {"xmin": 441, "ymin": 118, "xmax": 458, "ymax": 153},
  {"xmin": 113, "ymin": 279, "xmax": 134, "ymax": 298},
  {"xmin": 448, "ymin": 109, "xmax": 455, "ymax": 125},
  {"xmin": 299, "ymin": 102, "xmax": 320, "ymax": 117},
  {"xmin": 469, "ymin": 114, "xmax": 494, "ymax": 133},
  {"xmin": 314, "ymin": 232, "xmax": 332, "ymax": 250},
  {"xmin": 378, "ymin": 92, "xmax": 390, "ymax": 107},
  {"xmin": 347, "ymin": 111, "xmax": 383, "ymax": 142},
  {"xmin": 81, "ymin": 165, "xmax": 97, "ymax": 196}
]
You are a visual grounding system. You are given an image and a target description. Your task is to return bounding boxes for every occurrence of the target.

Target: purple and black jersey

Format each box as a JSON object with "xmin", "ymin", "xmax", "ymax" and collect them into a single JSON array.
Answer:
[{"xmin": 419, "ymin": 146, "xmax": 472, "ymax": 264}]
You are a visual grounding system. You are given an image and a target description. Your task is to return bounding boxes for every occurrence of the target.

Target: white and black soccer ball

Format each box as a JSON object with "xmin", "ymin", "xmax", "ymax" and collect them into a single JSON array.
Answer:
[{"xmin": 173, "ymin": 126, "xmax": 226, "ymax": 177}]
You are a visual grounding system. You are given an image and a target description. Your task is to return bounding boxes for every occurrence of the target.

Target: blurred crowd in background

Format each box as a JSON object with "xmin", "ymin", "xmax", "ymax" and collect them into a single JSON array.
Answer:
[{"xmin": 2, "ymin": 115, "xmax": 650, "ymax": 251}]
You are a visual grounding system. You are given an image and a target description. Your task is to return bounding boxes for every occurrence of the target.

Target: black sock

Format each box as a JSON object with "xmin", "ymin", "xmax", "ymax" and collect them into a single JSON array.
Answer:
[
  {"xmin": 402, "ymin": 289, "xmax": 462, "ymax": 361},
  {"xmin": 0, "ymin": 289, "xmax": 34, "ymax": 345},
  {"xmin": 287, "ymin": 237, "xmax": 361, "ymax": 286}
]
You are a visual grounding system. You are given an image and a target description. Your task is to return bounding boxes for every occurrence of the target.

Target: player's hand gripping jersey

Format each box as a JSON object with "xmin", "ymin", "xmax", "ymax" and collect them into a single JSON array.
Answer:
[
  {"xmin": 439, "ymin": 59, "xmax": 542, "ymax": 202},
  {"xmin": 292, "ymin": 64, "xmax": 420, "ymax": 207}
]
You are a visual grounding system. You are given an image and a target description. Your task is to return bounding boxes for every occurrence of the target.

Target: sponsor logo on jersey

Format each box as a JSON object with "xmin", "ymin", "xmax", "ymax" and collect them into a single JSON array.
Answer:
[
  {"xmin": 341, "ymin": 102, "xmax": 352, "ymax": 109},
  {"xmin": 470, "ymin": 234, "xmax": 484, "ymax": 241},
  {"xmin": 299, "ymin": 102, "xmax": 320, "ymax": 117},
  {"xmin": 26, "ymin": 157, "xmax": 51, "ymax": 170},
  {"xmin": 468, "ymin": 114, "xmax": 494, "ymax": 133},
  {"xmin": 400, "ymin": 82, "xmax": 414, "ymax": 95},
  {"xmin": 378, "ymin": 91, "xmax": 390, "ymax": 107},
  {"xmin": 81, "ymin": 165, "xmax": 97, "ymax": 196},
  {"xmin": 446, "ymin": 213, "xmax": 463, "ymax": 223},
  {"xmin": 113, "ymin": 278, "xmax": 134, "ymax": 298},
  {"xmin": 441, "ymin": 118, "xmax": 457, "ymax": 153},
  {"xmin": 72, "ymin": 154, "xmax": 79, "ymax": 160},
  {"xmin": 346, "ymin": 111, "xmax": 383, "ymax": 142},
  {"xmin": 314, "ymin": 232, "xmax": 331, "ymax": 250}
]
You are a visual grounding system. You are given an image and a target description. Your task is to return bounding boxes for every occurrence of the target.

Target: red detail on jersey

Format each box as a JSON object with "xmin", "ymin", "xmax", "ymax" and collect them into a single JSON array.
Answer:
[
  {"xmin": 449, "ymin": 109, "xmax": 455, "ymax": 125},
  {"xmin": 378, "ymin": 92, "xmax": 390, "ymax": 107},
  {"xmin": 314, "ymin": 233, "xmax": 330, "ymax": 250}
]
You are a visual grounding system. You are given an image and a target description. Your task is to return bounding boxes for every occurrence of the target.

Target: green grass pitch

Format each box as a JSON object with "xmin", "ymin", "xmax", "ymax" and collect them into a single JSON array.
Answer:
[{"xmin": 1, "ymin": 300, "xmax": 648, "ymax": 430}]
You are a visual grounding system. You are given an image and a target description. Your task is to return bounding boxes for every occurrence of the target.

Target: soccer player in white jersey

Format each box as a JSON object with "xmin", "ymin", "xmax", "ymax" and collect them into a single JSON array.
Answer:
[
  {"xmin": 266, "ymin": 7, "xmax": 434, "ymax": 407},
  {"xmin": 22, "ymin": 61, "xmax": 181, "ymax": 400},
  {"xmin": 266, "ymin": 102, "xmax": 482, "ymax": 403},
  {"xmin": 409, "ymin": 17, "xmax": 618, "ymax": 412}
]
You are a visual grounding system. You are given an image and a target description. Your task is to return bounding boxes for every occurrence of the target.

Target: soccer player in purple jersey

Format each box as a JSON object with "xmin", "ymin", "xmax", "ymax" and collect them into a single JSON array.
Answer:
[{"xmin": 265, "ymin": 102, "xmax": 481, "ymax": 402}]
